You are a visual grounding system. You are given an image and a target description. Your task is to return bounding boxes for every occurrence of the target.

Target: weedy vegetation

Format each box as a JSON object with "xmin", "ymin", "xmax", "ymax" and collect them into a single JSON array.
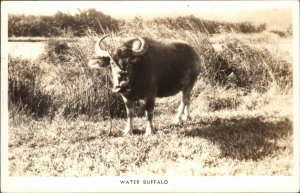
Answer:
[{"xmin": 8, "ymin": 13, "xmax": 293, "ymax": 176}]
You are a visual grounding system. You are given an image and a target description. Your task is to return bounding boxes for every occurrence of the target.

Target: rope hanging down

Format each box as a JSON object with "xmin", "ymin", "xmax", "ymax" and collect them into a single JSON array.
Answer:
[{"xmin": 101, "ymin": 72, "xmax": 112, "ymax": 141}]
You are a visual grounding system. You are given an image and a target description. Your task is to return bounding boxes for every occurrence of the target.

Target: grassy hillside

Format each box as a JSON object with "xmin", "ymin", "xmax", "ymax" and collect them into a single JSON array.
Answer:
[{"xmin": 8, "ymin": 21, "xmax": 293, "ymax": 176}]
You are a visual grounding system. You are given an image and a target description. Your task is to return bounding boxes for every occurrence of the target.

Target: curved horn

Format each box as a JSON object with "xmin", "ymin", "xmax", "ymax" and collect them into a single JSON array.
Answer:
[
  {"xmin": 95, "ymin": 34, "xmax": 110, "ymax": 57},
  {"xmin": 132, "ymin": 37, "xmax": 148, "ymax": 56}
]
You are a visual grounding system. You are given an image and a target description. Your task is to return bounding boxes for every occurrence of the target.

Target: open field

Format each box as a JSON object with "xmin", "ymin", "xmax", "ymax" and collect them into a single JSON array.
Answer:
[
  {"xmin": 9, "ymin": 93, "xmax": 293, "ymax": 176},
  {"xmin": 7, "ymin": 18, "xmax": 293, "ymax": 176}
]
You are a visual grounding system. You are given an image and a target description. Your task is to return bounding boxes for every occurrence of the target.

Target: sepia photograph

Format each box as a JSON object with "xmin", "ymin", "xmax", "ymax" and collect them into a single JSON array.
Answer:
[{"xmin": 1, "ymin": 0, "xmax": 299, "ymax": 192}]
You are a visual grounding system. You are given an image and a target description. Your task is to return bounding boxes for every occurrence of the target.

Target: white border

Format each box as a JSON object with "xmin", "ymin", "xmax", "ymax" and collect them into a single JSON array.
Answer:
[
  {"xmin": 292, "ymin": 0, "xmax": 300, "ymax": 184},
  {"xmin": 1, "ymin": 1, "xmax": 299, "ymax": 192},
  {"xmin": 1, "ymin": 0, "xmax": 9, "ymax": 189},
  {"xmin": 2, "ymin": 176, "xmax": 299, "ymax": 192}
]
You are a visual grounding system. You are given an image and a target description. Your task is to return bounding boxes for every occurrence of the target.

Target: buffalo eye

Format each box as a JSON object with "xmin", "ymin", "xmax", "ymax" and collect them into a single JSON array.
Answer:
[
  {"xmin": 111, "ymin": 61, "xmax": 117, "ymax": 67},
  {"xmin": 118, "ymin": 59, "xmax": 128, "ymax": 69}
]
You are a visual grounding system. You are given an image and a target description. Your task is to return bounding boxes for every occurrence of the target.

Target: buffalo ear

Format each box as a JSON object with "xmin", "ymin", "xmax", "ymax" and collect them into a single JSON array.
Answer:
[
  {"xmin": 97, "ymin": 56, "xmax": 111, "ymax": 67},
  {"xmin": 88, "ymin": 56, "xmax": 110, "ymax": 69}
]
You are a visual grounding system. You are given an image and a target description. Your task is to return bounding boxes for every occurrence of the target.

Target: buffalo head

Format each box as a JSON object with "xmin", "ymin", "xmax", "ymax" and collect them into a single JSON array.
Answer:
[{"xmin": 88, "ymin": 35, "xmax": 148, "ymax": 93}]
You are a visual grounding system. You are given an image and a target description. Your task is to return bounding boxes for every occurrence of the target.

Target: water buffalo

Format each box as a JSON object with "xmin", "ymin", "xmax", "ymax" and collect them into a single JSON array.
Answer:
[{"xmin": 88, "ymin": 35, "xmax": 201, "ymax": 135}]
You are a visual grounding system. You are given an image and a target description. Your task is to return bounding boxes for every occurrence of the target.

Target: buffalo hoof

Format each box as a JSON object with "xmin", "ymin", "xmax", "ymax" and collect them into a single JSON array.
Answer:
[
  {"xmin": 144, "ymin": 128, "xmax": 155, "ymax": 136},
  {"xmin": 173, "ymin": 118, "xmax": 182, "ymax": 125},
  {"xmin": 122, "ymin": 130, "xmax": 133, "ymax": 136},
  {"xmin": 181, "ymin": 115, "xmax": 191, "ymax": 122},
  {"xmin": 123, "ymin": 132, "xmax": 133, "ymax": 136},
  {"xmin": 144, "ymin": 131, "xmax": 153, "ymax": 136}
]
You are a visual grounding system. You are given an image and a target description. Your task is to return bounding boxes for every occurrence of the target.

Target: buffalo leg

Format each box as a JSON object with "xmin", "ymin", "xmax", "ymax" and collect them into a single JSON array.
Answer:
[
  {"xmin": 182, "ymin": 88, "xmax": 192, "ymax": 121},
  {"xmin": 174, "ymin": 100, "xmax": 185, "ymax": 124},
  {"xmin": 122, "ymin": 96, "xmax": 134, "ymax": 135},
  {"xmin": 174, "ymin": 85, "xmax": 192, "ymax": 124},
  {"xmin": 144, "ymin": 97, "xmax": 155, "ymax": 136},
  {"xmin": 182, "ymin": 101, "xmax": 191, "ymax": 121}
]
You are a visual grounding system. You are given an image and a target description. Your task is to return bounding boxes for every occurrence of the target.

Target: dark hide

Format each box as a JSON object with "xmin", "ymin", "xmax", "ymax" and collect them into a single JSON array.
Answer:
[
  {"xmin": 88, "ymin": 37, "xmax": 201, "ymax": 135},
  {"xmin": 113, "ymin": 38, "xmax": 200, "ymax": 100}
]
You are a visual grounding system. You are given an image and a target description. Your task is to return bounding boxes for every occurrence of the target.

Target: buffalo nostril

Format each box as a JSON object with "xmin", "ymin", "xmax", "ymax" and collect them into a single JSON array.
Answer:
[
  {"xmin": 120, "ymin": 71, "xmax": 127, "ymax": 76},
  {"xmin": 123, "ymin": 77, "xmax": 129, "ymax": 82},
  {"xmin": 118, "ymin": 75, "xmax": 129, "ymax": 82}
]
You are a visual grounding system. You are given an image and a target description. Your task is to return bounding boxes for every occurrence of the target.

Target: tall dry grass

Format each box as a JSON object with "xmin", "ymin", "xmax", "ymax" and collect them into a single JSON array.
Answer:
[
  {"xmin": 9, "ymin": 35, "xmax": 126, "ymax": 120},
  {"xmin": 8, "ymin": 21, "xmax": 292, "ymax": 120}
]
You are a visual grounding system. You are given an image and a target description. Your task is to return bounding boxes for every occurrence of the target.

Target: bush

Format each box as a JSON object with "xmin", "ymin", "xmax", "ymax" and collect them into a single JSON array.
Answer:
[
  {"xmin": 39, "ymin": 37, "xmax": 126, "ymax": 119},
  {"xmin": 8, "ymin": 37, "xmax": 127, "ymax": 120},
  {"xmin": 204, "ymin": 38, "xmax": 292, "ymax": 93},
  {"xmin": 9, "ymin": 12, "xmax": 268, "ymax": 38},
  {"xmin": 8, "ymin": 9, "xmax": 120, "ymax": 37},
  {"xmin": 8, "ymin": 57, "xmax": 54, "ymax": 117},
  {"xmin": 270, "ymin": 30, "xmax": 288, "ymax": 38},
  {"xmin": 135, "ymin": 15, "xmax": 266, "ymax": 35}
]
